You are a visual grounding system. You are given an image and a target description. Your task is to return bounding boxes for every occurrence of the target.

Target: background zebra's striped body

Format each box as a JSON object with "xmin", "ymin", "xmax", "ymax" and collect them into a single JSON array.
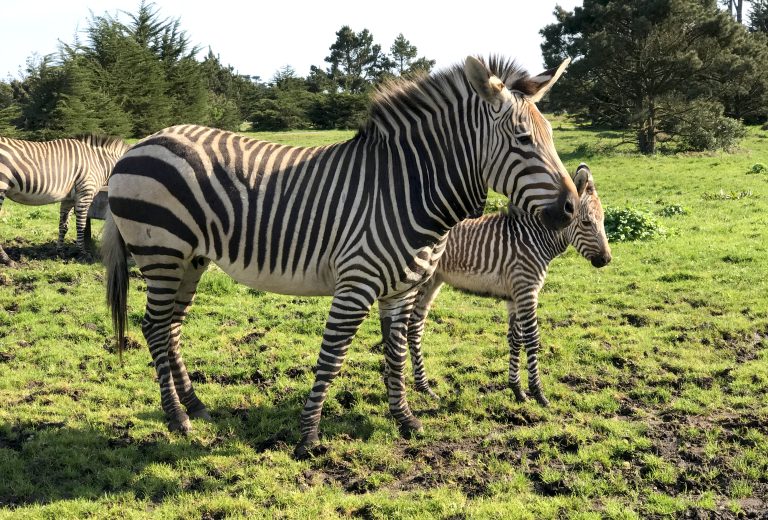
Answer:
[
  {"xmin": 405, "ymin": 164, "xmax": 611, "ymax": 404},
  {"xmin": 102, "ymin": 56, "xmax": 576, "ymax": 457},
  {"xmin": 0, "ymin": 135, "xmax": 129, "ymax": 265}
]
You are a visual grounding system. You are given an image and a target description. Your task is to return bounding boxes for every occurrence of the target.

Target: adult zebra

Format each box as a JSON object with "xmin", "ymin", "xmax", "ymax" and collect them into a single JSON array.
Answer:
[
  {"xmin": 102, "ymin": 56, "xmax": 577, "ymax": 457},
  {"xmin": 403, "ymin": 163, "xmax": 611, "ymax": 405},
  {"xmin": 0, "ymin": 134, "xmax": 129, "ymax": 265}
]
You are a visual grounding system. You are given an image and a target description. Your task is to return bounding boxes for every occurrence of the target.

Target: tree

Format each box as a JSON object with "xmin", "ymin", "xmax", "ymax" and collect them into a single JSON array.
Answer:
[
  {"xmin": 390, "ymin": 34, "xmax": 436, "ymax": 76},
  {"xmin": 540, "ymin": 0, "xmax": 760, "ymax": 153},
  {"xmin": 325, "ymin": 26, "xmax": 392, "ymax": 93},
  {"xmin": 750, "ymin": 0, "xmax": 768, "ymax": 31}
]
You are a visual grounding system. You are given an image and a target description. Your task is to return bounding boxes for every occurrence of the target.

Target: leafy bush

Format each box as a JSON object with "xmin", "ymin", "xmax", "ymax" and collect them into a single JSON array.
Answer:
[
  {"xmin": 658, "ymin": 204, "xmax": 688, "ymax": 217},
  {"xmin": 604, "ymin": 207, "xmax": 665, "ymax": 242},
  {"xmin": 661, "ymin": 99, "xmax": 747, "ymax": 152},
  {"xmin": 701, "ymin": 190, "xmax": 754, "ymax": 201},
  {"xmin": 747, "ymin": 163, "xmax": 767, "ymax": 174}
]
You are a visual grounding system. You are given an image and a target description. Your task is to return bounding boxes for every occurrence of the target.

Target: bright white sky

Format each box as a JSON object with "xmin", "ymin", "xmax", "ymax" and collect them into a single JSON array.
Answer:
[{"xmin": 2, "ymin": 1, "xmax": 582, "ymax": 82}]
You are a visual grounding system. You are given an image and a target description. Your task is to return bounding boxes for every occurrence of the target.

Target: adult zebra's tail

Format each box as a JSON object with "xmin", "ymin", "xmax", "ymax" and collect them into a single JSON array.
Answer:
[{"xmin": 101, "ymin": 210, "xmax": 128, "ymax": 360}]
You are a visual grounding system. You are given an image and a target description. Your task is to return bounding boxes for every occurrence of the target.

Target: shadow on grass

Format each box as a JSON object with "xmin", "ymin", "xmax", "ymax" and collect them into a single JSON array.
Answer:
[
  {"xmin": 0, "ymin": 394, "xmax": 377, "ymax": 507},
  {"xmin": 3, "ymin": 238, "xmax": 99, "ymax": 265}
]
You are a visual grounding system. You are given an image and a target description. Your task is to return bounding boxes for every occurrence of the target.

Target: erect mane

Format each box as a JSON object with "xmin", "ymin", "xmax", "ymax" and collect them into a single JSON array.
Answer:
[
  {"xmin": 358, "ymin": 55, "xmax": 532, "ymax": 140},
  {"xmin": 74, "ymin": 134, "xmax": 129, "ymax": 154}
]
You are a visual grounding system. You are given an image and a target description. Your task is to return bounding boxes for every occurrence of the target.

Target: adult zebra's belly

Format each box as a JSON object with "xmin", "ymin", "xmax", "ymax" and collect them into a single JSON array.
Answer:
[{"xmin": 216, "ymin": 261, "xmax": 337, "ymax": 297}]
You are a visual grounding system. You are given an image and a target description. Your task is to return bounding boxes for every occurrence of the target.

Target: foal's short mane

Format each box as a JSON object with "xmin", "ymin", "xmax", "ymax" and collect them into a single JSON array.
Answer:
[
  {"xmin": 358, "ymin": 55, "xmax": 533, "ymax": 140},
  {"xmin": 74, "ymin": 134, "xmax": 128, "ymax": 153}
]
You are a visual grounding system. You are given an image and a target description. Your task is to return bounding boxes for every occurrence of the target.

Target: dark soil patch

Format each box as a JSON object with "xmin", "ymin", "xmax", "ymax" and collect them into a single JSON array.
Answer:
[
  {"xmin": 238, "ymin": 330, "xmax": 266, "ymax": 344},
  {"xmin": 559, "ymin": 373, "xmax": 611, "ymax": 391},
  {"xmin": 622, "ymin": 313, "xmax": 650, "ymax": 327}
]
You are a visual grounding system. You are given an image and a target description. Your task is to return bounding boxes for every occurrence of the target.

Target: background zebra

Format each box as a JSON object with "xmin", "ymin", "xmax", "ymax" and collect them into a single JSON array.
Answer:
[
  {"xmin": 102, "ymin": 55, "xmax": 577, "ymax": 458},
  {"xmin": 0, "ymin": 135, "xmax": 129, "ymax": 266},
  {"xmin": 404, "ymin": 163, "xmax": 611, "ymax": 405}
]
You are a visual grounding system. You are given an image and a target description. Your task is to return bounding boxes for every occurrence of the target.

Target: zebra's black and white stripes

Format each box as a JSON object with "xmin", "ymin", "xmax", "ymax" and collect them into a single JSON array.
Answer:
[
  {"xmin": 0, "ymin": 135, "xmax": 129, "ymax": 265},
  {"xmin": 405, "ymin": 164, "xmax": 611, "ymax": 405},
  {"xmin": 102, "ymin": 56, "xmax": 576, "ymax": 457}
]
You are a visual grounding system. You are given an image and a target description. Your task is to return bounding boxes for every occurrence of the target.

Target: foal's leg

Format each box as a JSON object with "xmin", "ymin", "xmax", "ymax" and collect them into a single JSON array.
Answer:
[
  {"xmin": 514, "ymin": 293, "xmax": 549, "ymax": 407},
  {"xmin": 73, "ymin": 186, "xmax": 95, "ymax": 258},
  {"xmin": 295, "ymin": 286, "xmax": 374, "ymax": 458},
  {"xmin": 406, "ymin": 278, "xmax": 444, "ymax": 398},
  {"xmin": 168, "ymin": 257, "xmax": 211, "ymax": 420},
  {"xmin": 506, "ymin": 300, "xmax": 528, "ymax": 402}
]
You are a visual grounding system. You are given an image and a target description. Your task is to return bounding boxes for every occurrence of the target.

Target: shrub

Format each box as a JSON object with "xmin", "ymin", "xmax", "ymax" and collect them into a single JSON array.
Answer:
[
  {"xmin": 658, "ymin": 204, "xmax": 688, "ymax": 217},
  {"xmin": 747, "ymin": 163, "xmax": 767, "ymax": 174},
  {"xmin": 604, "ymin": 207, "xmax": 665, "ymax": 242}
]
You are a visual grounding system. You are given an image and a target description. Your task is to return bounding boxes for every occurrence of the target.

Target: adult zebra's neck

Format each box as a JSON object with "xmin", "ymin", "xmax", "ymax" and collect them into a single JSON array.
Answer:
[{"xmin": 359, "ymin": 71, "xmax": 486, "ymax": 236}]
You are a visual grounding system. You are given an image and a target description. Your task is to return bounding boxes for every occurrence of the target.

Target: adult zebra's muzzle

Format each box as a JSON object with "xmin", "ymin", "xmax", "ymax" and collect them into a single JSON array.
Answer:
[{"xmin": 537, "ymin": 184, "xmax": 579, "ymax": 231}]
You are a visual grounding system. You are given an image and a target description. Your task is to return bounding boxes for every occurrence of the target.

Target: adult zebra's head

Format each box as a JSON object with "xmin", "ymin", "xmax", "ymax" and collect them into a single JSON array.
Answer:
[
  {"xmin": 567, "ymin": 164, "xmax": 612, "ymax": 268},
  {"xmin": 465, "ymin": 56, "xmax": 577, "ymax": 230}
]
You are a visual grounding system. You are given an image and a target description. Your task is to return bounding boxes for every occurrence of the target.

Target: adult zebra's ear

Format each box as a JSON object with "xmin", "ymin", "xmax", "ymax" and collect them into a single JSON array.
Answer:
[
  {"xmin": 519, "ymin": 58, "xmax": 571, "ymax": 104},
  {"xmin": 573, "ymin": 163, "xmax": 591, "ymax": 197},
  {"xmin": 465, "ymin": 56, "xmax": 506, "ymax": 107}
]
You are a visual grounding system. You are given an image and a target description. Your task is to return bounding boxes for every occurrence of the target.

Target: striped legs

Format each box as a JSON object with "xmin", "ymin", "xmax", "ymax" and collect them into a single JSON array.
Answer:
[
  {"xmin": 295, "ymin": 289, "xmax": 374, "ymax": 458},
  {"xmin": 73, "ymin": 188, "xmax": 95, "ymax": 258},
  {"xmin": 139, "ymin": 260, "xmax": 191, "ymax": 432},
  {"xmin": 406, "ymin": 278, "xmax": 444, "ymax": 398},
  {"xmin": 507, "ymin": 298, "xmax": 549, "ymax": 406},
  {"xmin": 0, "ymin": 188, "xmax": 14, "ymax": 267},
  {"xmin": 57, "ymin": 200, "xmax": 74, "ymax": 255},
  {"xmin": 167, "ymin": 258, "xmax": 210, "ymax": 420},
  {"xmin": 380, "ymin": 291, "xmax": 423, "ymax": 437}
]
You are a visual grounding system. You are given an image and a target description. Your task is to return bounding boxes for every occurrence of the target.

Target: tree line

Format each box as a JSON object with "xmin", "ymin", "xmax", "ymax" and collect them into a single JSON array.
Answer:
[
  {"xmin": 0, "ymin": 2, "xmax": 434, "ymax": 140},
  {"xmin": 541, "ymin": 0, "xmax": 768, "ymax": 153},
  {"xmin": 1, "ymin": 0, "xmax": 767, "ymax": 154}
]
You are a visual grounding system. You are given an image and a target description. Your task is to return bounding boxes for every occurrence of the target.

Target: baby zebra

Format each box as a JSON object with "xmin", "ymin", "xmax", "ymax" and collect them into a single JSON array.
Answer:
[
  {"xmin": 405, "ymin": 163, "xmax": 611, "ymax": 405},
  {"xmin": 0, "ymin": 135, "xmax": 129, "ymax": 266}
]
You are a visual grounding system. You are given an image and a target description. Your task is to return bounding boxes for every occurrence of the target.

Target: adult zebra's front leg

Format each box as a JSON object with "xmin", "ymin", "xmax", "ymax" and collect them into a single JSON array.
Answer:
[
  {"xmin": 406, "ymin": 278, "xmax": 444, "ymax": 399},
  {"xmin": 57, "ymin": 200, "xmax": 75, "ymax": 256},
  {"xmin": 295, "ymin": 287, "xmax": 375, "ymax": 459},
  {"xmin": 380, "ymin": 291, "xmax": 423, "ymax": 437},
  {"xmin": 73, "ymin": 186, "xmax": 95, "ymax": 260},
  {"xmin": 0, "ymin": 187, "xmax": 15, "ymax": 267}
]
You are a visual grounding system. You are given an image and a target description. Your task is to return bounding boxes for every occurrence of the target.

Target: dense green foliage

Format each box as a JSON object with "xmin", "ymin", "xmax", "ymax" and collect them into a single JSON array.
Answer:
[
  {"xmin": 1, "ymin": 121, "xmax": 767, "ymax": 517},
  {"xmin": 603, "ymin": 207, "xmax": 666, "ymax": 242},
  {"xmin": 541, "ymin": 0, "xmax": 768, "ymax": 153}
]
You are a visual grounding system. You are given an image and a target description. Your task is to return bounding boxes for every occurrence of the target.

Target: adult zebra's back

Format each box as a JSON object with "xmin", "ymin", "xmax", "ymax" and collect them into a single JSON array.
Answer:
[
  {"xmin": 102, "ymin": 56, "xmax": 577, "ymax": 457},
  {"xmin": 0, "ymin": 135, "xmax": 129, "ymax": 265}
]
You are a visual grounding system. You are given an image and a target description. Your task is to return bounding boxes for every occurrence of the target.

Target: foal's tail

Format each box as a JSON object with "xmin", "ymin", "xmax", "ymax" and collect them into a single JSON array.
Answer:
[{"xmin": 101, "ymin": 210, "xmax": 129, "ymax": 361}]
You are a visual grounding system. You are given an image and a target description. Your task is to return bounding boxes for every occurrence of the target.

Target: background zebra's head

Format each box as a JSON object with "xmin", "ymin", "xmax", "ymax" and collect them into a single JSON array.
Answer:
[
  {"xmin": 567, "ymin": 163, "xmax": 612, "ymax": 268},
  {"xmin": 465, "ymin": 56, "xmax": 578, "ymax": 231}
]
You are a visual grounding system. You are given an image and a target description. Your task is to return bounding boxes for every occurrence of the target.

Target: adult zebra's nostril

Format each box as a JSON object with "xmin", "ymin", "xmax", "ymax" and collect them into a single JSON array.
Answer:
[{"xmin": 564, "ymin": 199, "xmax": 575, "ymax": 217}]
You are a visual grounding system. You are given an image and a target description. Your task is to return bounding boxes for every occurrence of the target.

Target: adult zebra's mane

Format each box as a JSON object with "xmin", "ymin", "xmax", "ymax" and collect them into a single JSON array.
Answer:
[
  {"xmin": 74, "ymin": 134, "xmax": 128, "ymax": 154},
  {"xmin": 359, "ymin": 55, "xmax": 535, "ymax": 140}
]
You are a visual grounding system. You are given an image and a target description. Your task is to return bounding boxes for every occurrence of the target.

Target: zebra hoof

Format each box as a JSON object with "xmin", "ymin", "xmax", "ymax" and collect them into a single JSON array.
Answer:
[
  {"xmin": 76, "ymin": 252, "xmax": 94, "ymax": 263},
  {"xmin": 294, "ymin": 434, "xmax": 325, "ymax": 460},
  {"xmin": 398, "ymin": 417, "xmax": 424, "ymax": 439},
  {"xmin": 167, "ymin": 415, "xmax": 192, "ymax": 434},
  {"xmin": 187, "ymin": 407, "xmax": 212, "ymax": 421},
  {"xmin": 1, "ymin": 259, "xmax": 16, "ymax": 269},
  {"xmin": 416, "ymin": 386, "xmax": 440, "ymax": 400},
  {"xmin": 511, "ymin": 385, "xmax": 528, "ymax": 403},
  {"xmin": 532, "ymin": 393, "xmax": 550, "ymax": 407}
]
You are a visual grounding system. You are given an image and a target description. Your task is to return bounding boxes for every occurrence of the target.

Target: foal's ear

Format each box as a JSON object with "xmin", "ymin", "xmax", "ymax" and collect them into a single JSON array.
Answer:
[
  {"xmin": 465, "ymin": 56, "xmax": 506, "ymax": 107},
  {"xmin": 573, "ymin": 163, "xmax": 591, "ymax": 197},
  {"xmin": 519, "ymin": 58, "xmax": 571, "ymax": 103}
]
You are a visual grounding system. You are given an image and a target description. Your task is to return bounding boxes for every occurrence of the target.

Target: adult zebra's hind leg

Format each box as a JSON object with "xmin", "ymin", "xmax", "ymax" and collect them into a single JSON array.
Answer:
[
  {"xmin": 139, "ymin": 259, "xmax": 191, "ymax": 432},
  {"xmin": 295, "ymin": 287, "xmax": 374, "ymax": 459},
  {"xmin": 380, "ymin": 291, "xmax": 423, "ymax": 438},
  {"xmin": 57, "ymin": 200, "xmax": 74, "ymax": 256},
  {"xmin": 168, "ymin": 257, "xmax": 211, "ymax": 421}
]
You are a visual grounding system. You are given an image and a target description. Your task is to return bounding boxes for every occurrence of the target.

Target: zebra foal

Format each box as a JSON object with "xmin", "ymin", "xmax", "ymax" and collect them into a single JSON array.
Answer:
[
  {"xmin": 102, "ymin": 56, "xmax": 578, "ymax": 457},
  {"xmin": 0, "ymin": 135, "xmax": 129, "ymax": 265},
  {"xmin": 406, "ymin": 164, "xmax": 611, "ymax": 405}
]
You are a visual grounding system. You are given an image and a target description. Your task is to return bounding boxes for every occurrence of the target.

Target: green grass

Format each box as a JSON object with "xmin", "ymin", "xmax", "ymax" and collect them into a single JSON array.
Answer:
[{"xmin": 1, "ymin": 119, "xmax": 768, "ymax": 518}]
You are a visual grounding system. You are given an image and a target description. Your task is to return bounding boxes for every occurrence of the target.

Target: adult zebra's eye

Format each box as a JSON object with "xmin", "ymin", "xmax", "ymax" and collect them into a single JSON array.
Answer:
[{"xmin": 518, "ymin": 134, "xmax": 532, "ymax": 145}]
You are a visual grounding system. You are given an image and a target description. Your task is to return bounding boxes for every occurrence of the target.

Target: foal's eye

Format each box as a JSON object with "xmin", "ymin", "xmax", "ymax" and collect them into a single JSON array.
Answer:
[{"xmin": 517, "ymin": 134, "xmax": 533, "ymax": 145}]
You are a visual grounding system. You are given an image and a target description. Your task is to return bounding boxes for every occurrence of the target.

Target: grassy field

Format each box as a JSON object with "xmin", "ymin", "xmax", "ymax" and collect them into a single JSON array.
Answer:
[{"xmin": 0, "ymin": 120, "xmax": 767, "ymax": 519}]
